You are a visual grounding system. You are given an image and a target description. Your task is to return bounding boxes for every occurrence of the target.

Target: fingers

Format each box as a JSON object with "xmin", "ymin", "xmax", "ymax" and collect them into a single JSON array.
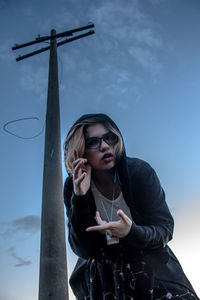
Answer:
[
  {"xmin": 72, "ymin": 158, "xmax": 87, "ymax": 170},
  {"xmin": 95, "ymin": 211, "xmax": 102, "ymax": 224},
  {"xmin": 75, "ymin": 172, "xmax": 86, "ymax": 185},
  {"xmin": 85, "ymin": 163, "xmax": 92, "ymax": 175},
  {"xmin": 117, "ymin": 209, "xmax": 131, "ymax": 224},
  {"xmin": 74, "ymin": 150, "xmax": 78, "ymax": 160},
  {"xmin": 87, "ymin": 210, "xmax": 125, "ymax": 233},
  {"xmin": 72, "ymin": 158, "xmax": 87, "ymax": 178},
  {"xmin": 87, "ymin": 211, "xmax": 112, "ymax": 232},
  {"xmin": 74, "ymin": 149, "xmax": 79, "ymax": 160},
  {"xmin": 86, "ymin": 210, "xmax": 132, "ymax": 238},
  {"xmin": 95, "ymin": 211, "xmax": 107, "ymax": 225},
  {"xmin": 86, "ymin": 223, "xmax": 112, "ymax": 232}
]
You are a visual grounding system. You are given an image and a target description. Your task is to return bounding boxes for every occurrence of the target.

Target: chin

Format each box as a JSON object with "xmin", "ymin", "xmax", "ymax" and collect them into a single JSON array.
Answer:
[{"xmin": 95, "ymin": 161, "xmax": 115, "ymax": 171}]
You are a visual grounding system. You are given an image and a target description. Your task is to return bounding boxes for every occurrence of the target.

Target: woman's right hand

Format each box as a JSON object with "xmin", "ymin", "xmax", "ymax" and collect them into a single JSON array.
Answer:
[{"xmin": 72, "ymin": 151, "xmax": 92, "ymax": 196}]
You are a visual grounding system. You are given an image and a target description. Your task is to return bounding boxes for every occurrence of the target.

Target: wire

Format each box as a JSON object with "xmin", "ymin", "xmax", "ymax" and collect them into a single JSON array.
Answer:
[{"xmin": 3, "ymin": 117, "xmax": 45, "ymax": 140}]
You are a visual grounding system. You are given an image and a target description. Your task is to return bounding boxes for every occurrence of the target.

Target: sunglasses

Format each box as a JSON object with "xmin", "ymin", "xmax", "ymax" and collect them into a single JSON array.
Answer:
[{"xmin": 85, "ymin": 132, "xmax": 118, "ymax": 149}]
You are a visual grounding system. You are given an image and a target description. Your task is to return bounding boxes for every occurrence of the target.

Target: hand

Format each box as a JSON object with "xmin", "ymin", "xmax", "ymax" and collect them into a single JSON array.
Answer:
[
  {"xmin": 86, "ymin": 210, "xmax": 132, "ymax": 238},
  {"xmin": 72, "ymin": 150, "xmax": 92, "ymax": 196}
]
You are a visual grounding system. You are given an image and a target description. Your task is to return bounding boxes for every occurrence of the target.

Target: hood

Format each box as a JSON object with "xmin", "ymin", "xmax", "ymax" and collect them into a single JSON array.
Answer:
[{"xmin": 68, "ymin": 113, "xmax": 121, "ymax": 135}]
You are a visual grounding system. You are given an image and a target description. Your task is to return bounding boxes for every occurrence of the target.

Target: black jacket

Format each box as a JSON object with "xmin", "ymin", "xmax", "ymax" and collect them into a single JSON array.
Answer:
[{"xmin": 64, "ymin": 158, "xmax": 196, "ymax": 297}]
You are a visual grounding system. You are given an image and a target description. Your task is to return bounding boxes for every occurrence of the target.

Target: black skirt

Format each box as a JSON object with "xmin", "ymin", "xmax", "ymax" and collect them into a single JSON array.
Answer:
[{"xmin": 71, "ymin": 245, "xmax": 198, "ymax": 300}]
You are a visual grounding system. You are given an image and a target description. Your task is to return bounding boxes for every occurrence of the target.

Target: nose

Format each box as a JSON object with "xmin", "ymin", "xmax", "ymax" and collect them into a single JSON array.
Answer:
[{"xmin": 99, "ymin": 138, "xmax": 109, "ymax": 150}]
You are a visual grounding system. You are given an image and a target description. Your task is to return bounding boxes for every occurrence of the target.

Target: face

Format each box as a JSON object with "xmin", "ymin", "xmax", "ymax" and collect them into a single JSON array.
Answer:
[{"xmin": 84, "ymin": 123, "xmax": 117, "ymax": 171}]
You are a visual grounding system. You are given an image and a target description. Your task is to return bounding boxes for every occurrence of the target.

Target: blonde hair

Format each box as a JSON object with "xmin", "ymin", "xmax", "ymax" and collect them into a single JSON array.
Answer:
[{"xmin": 64, "ymin": 118, "xmax": 124, "ymax": 174}]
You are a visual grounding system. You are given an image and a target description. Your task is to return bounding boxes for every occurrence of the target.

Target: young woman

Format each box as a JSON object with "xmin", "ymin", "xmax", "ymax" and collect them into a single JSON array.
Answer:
[{"xmin": 64, "ymin": 113, "xmax": 198, "ymax": 300}]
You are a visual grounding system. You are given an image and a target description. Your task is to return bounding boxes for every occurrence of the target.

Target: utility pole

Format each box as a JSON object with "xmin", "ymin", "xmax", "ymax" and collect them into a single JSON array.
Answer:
[{"xmin": 12, "ymin": 24, "xmax": 95, "ymax": 300}]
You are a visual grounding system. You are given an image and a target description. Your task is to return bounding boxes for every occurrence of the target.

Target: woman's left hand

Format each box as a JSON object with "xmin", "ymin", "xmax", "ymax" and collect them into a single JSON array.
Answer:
[{"xmin": 86, "ymin": 210, "xmax": 132, "ymax": 238}]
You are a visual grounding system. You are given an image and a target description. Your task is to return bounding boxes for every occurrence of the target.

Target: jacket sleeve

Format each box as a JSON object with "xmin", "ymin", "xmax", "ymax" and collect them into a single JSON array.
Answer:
[
  {"xmin": 64, "ymin": 177, "xmax": 105, "ymax": 259},
  {"xmin": 121, "ymin": 161, "xmax": 174, "ymax": 251}
]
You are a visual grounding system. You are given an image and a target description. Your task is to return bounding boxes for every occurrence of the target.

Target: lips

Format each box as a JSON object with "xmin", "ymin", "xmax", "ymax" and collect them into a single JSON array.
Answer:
[{"xmin": 102, "ymin": 153, "xmax": 113, "ymax": 162}]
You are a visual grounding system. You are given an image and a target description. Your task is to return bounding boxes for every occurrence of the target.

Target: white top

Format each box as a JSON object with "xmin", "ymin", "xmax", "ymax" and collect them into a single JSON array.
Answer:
[{"xmin": 91, "ymin": 181, "xmax": 132, "ymax": 223}]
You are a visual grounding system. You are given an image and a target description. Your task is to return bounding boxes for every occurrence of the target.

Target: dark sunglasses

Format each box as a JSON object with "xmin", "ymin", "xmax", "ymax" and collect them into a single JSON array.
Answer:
[{"xmin": 85, "ymin": 132, "xmax": 118, "ymax": 149}]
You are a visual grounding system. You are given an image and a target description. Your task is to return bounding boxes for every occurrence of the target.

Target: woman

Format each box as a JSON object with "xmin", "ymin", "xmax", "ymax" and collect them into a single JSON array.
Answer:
[{"xmin": 64, "ymin": 113, "xmax": 198, "ymax": 300}]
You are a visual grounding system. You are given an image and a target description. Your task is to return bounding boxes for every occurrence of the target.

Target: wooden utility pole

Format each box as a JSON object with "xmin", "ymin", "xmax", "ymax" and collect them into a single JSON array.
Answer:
[
  {"xmin": 12, "ymin": 24, "xmax": 95, "ymax": 300},
  {"xmin": 38, "ymin": 28, "xmax": 68, "ymax": 300}
]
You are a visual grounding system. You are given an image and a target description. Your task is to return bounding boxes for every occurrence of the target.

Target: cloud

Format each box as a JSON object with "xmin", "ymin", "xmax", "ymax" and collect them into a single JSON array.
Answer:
[
  {"xmin": 0, "ymin": 215, "xmax": 40, "ymax": 239},
  {"xmin": 88, "ymin": 0, "xmax": 165, "ymax": 75},
  {"xmin": 89, "ymin": 0, "xmax": 161, "ymax": 44},
  {"xmin": 8, "ymin": 246, "xmax": 32, "ymax": 267},
  {"xmin": 134, "ymin": 28, "xmax": 163, "ymax": 48},
  {"xmin": 12, "ymin": 215, "xmax": 41, "ymax": 234},
  {"xmin": 89, "ymin": 0, "xmax": 140, "ymax": 29},
  {"xmin": 19, "ymin": 64, "xmax": 47, "ymax": 102},
  {"xmin": 129, "ymin": 46, "xmax": 162, "ymax": 75},
  {"xmin": 0, "ymin": 216, "xmax": 40, "ymax": 267}
]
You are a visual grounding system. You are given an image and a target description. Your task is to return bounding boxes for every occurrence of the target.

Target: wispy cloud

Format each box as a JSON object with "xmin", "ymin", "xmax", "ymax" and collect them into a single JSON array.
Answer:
[
  {"xmin": 8, "ymin": 246, "xmax": 32, "ymax": 267},
  {"xmin": 19, "ymin": 64, "xmax": 47, "ymax": 102},
  {"xmin": 134, "ymin": 28, "xmax": 163, "ymax": 48},
  {"xmin": 12, "ymin": 215, "xmax": 41, "ymax": 234},
  {"xmin": 0, "ymin": 215, "xmax": 40, "ymax": 239},
  {"xmin": 0, "ymin": 216, "xmax": 40, "ymax": 267},
  {"xmin": 88, "ymin": 0, "xmax": 164, "ymax": 75},
  {"xmin": 129, "ymin": 46, "xmax": 162, "ymax": 75}
]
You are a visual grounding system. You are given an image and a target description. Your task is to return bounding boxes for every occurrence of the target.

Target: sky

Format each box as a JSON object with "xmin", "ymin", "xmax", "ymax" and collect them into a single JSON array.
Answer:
[{"xmin": 0, "ymin": 0, "xmax": 200, "ymax": 299}]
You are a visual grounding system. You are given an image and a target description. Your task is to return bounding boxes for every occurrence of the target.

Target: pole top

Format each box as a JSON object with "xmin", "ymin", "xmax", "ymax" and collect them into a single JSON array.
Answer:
[
  {"xmin": 51, "ymin": 29, "xmax": 56, "ymax": 36},
  {"xmin": 12, "ymin": 23, "xmax": 95, "ymax": 61}
]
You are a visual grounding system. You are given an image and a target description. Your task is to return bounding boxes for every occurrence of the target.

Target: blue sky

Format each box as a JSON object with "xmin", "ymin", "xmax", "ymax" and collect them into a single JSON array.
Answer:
[{"xmin": 0, "ymin": 0, "xmax": 200, "ymax": 299}]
